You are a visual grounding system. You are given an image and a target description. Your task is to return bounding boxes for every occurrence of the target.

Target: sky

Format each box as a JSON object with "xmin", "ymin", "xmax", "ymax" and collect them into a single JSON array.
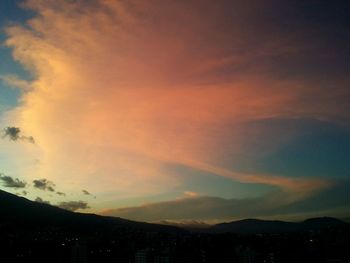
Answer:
[{"xmin": 0, "ymin": 0, "xmax": 349, "ymax": 223}]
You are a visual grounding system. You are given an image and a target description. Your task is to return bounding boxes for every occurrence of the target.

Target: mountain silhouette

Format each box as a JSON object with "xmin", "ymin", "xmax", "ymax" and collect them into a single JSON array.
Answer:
[
  {"xmin": 1, "ymin": 190, "xmax": 349, "ymax": 263},
  {"xmin": 210, "ymin": 217, "xmax": 349, "ymax": 234},
  {"xmin": 0, "ymin": 190, "xmax": 182, "ymax": 233},
  {"xmin": 211, "ymin": 219, "xmax": 298, "ymax": 234},
  {"xmin": 1, "ymin": 190, "xmax": 348, "ymax": 235},
  {"xmin": 301, "ymin": 216, "xmax": 346, "ymax": 229}
]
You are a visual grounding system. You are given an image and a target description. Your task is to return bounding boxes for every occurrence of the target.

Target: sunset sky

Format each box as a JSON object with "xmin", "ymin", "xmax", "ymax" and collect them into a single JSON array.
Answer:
[{"xmin": 0, "ymin": 0, "xmax": 349, "ymax": 223}]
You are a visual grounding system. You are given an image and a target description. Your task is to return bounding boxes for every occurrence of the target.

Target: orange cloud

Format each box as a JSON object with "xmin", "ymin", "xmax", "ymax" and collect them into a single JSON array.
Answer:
[{"xmin": 3, "ymin": 0, "xmax": 344, "ymax": 208}]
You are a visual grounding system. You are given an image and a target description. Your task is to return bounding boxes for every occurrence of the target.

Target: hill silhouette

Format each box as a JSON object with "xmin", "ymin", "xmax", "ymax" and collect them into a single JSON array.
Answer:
[
  {"xmin": 0, "ymin": 190, "xmax": 182, "ymax": 233},
  {"xmin": 210, "ymin": 217, "xmax": 349, "ymax": 234},
  {"xmin": 1, "ymin": 190, "xmax": 350, "ymax": 262},
  {"xmin": 1, "ymin": 189, "xmax": 348, "ymax": 235}
]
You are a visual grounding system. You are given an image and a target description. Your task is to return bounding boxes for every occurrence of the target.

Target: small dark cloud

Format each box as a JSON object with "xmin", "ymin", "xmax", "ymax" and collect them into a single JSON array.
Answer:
[
  {"xmin": 33, "ymin": 179, "xmax": 55, "ymax": 192},
  {"xmin": 82, "ymin": 189, "xmax": 96, "ymax": 199},
  {"xmin": 3, "ymin": 127, "xmax": 20, "ymax": 140},
  {"xmin": 56, "ymin": 191, "xmax": 66, "ymax": 196},
  {"xmin": 35, "ymin": 197, "xmax": 50, "ymax": 205},
  {"xmin": 22, "ymin": 190, "xmax": 28, "ymax": 196},
  {"xmin": 0, "ymin": 174, "xmax": 26, "ymax": 188},
  {"xmin": 2, "ymin": 127, "xmax": 35, "ymax": 143},
  {"xmin": 82, "ymin": 189, "xmax": 91, "ymax": 195},
  {"xmin": 58, "ymin": 201, "xmax": 90, "ymax": 212}
]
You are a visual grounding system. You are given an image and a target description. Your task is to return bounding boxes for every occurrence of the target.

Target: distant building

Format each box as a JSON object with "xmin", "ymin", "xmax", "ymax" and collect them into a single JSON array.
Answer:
[
  {"xmin": 265, "ymin": 252, "xmax": 275, "ymax": 263},
  {"xmin": 154, "ymin": 255, "xmax": 170, "ymax": 263},
  {"xmin": 154, "ymin": 248, "xmax": 171, "ymax": 263},
  {"xmin": 71, "ymin": 242, "xmax": 87, "ymax": 263},
  {"xmin": 235, "ymin": 246, "xmax": 255, "ymax": 263},
  {"xmin": 135, "ymin": 248, "xmax": 155, "ymax": 263},
  {"xmin": 135, "ymin": 248, "xmax": 173, "ymax": 263}
]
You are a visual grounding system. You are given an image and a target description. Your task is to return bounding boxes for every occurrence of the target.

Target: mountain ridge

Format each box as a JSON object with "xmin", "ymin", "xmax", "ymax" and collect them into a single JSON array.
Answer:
[
  {"xmin": 1, "ymin": 189, "xmax": 348, "ymax": 235},
  {"xmin": 0, "ymin": 189, "xmax": 184, "ymax": 234},
  {"xmin": 210, "ymin": 216, "xmax": 349, "ymax": 234}
]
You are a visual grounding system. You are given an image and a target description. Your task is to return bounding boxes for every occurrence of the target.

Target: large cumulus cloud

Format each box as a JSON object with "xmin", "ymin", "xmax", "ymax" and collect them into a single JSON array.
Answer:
[{"xmin": 1, "ymin": 0, "xmax": 349, "ymax": 219}]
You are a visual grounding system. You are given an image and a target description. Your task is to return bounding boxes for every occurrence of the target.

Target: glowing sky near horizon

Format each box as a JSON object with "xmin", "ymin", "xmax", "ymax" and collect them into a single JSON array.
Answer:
[{"xmin": 0, "ymin": 0, "xmax": 350, "ymax": 222}]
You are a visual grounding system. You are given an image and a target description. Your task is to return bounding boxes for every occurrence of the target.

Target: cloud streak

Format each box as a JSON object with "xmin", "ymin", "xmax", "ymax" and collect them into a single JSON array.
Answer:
[
  {"xmin": 103, "ymin": 182, "xmax": 350, "ymax": 222},
  {"xmin": 0, "ymin": 75, "xmax": 31, "ymax": 90},
  {"xmin": 82, "ymin": 189, "xmax": 91, "ymax": 196}
]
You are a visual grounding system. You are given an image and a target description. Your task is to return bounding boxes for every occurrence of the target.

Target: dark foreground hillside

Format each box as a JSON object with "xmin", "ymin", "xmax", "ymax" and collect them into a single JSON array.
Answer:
[{"xmin": 1, "ymin": 190, "xmax": 350, "ymax": 263}]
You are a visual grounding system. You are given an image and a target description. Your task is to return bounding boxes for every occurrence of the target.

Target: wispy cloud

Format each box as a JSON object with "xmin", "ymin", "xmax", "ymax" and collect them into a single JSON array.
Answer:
[
  {"xmin": 176, "ymin": 159, "xmax": 332, "ymax": 196},
  {"xmin": 82, "ymin": 189, "xmax": 91, "ymax": 196},
  {"xmin": 102, "ymin": 181, "xmax": 350, "ymax": 222},
  {"xmin": 0, "ymin": 74, "xmax": 31, "ymax": 90},
  {"xmin": 102, "ymin": 192, "xmax": 293, "ymax": 222},
  {"xmin": 183, "ymin": 191, "xmax": 200, "ymax": 198}
]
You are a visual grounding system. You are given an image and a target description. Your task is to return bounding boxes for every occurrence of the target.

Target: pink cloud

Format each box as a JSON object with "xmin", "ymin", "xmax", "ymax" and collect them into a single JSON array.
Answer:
[{"xmin": 2, "ymin": 0, "xmax": 345, "ymax": 208}]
